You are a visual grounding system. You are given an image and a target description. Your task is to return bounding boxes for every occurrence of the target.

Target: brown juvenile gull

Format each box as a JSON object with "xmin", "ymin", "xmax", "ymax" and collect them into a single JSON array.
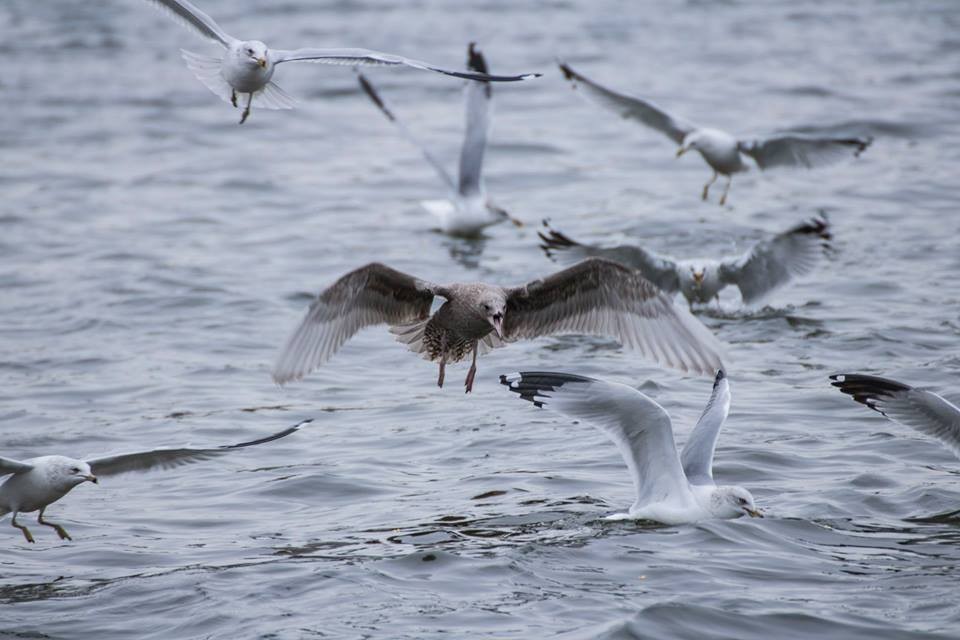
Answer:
[
  {"xmin": 272, "ymin": 259, "xmax": 727, "ymax": 393},
  {"xmin": 558, "ymin": 61, "xmax": 871, "ymax": 205},
  {"xmin": 539, "ymin": 215, "xmax": 831, "ymax": 307}
]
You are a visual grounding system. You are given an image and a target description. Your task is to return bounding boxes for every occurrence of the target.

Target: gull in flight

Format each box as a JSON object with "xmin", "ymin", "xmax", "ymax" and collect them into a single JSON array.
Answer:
[
  {"xmin": 500, "ymin": 370, "xmax": 761, "ymax": 524},
  {"xmin": 357, "ymin": 43, "xmax": 524, "ymax": 236},
  {"xmin": 0, "ymin": 420, "xmax": 309, "ymax": 543},
  {"xmin": 144, "ymin": 0, "xmax": 540, "ymax": 123},
  {"xmin": 272, "ymin": 259, "xmax": 726, "ymax": 393},
  {"xmin": 831, "ymin": 374, "xmax": 960, "ymax": 459},
  {"xmin": 539, "ymin": 215, "xmax": 831, "ymax": 308},
  {"xmin": 558, "ymin": 61, "xmax": 871, "ymax": 205}
]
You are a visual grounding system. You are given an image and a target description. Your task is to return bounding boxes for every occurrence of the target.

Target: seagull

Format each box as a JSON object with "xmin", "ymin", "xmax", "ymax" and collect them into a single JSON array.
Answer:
[
  {"xmin": 500, "ymin": 369, "xmax": 761, "ymax": 524},
  {"xmin": 831, "ymin": 374, "xmax": 960, "ymax": 459},
  {"xmin": 558, "ymin": 61, "xmax": 871, "ymax": 205},
  {"xmin": 357, "ymin": 43, "xmax": 524, "ymax": 236},
  {"xmin": 539, "ymin": 215, "xmax": 831, "ymax": 307},
  {"xmin": 272, "ymin": 259, "xmax": 727, "ymax": 393},
  {"xmin": 144, "ymin": 0, "xmax": 540, "ymax": 123},
  {"xmin": 0, "ymin": 419, "xmax": 309, "ymax": 543}
]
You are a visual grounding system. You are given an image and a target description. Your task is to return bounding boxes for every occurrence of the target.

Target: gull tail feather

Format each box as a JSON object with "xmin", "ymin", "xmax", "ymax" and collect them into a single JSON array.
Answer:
[
  {"xmin": 180, "ymin": 49, "xmax": 234, "ymax": 104},
  {"xmin": 253, "ymin": 81, "xmax": 297, "ymax": 110},
  {"xmin": 389, "ymin": 318, "xmax": 432, "ymax": 360}
]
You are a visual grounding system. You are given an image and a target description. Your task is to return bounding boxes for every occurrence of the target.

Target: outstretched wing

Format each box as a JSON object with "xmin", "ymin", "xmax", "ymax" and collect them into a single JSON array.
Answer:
[
  {"xmin": 144, "ymin": 0, "xmax": 235, "ymax": 47},
  {"xmin": 356, "ymin": 71, "xmax": 456, "ymax": 194},
  {"xmin": 0, "ymin": 457, "xmax": 34, "ymax": 477},
  {"xmin": 86, "ymin": 420, "xmax": 310, "ymax": 477},
  {"xmin": 273, "ymin": 47, "xmax": 539, "ymax": 82},
  {"xmin": 680, "ymin": 370, "xmax": 731, "ymax": 486},
  {"xmin": 538, "ymin": 222, "xmax": 680, "ymax": 293},
  {"xmin": 500, "ymin": 372, "xmax": 689, "ymax": 508},
  {"xmin": 830, "ymin": 374, "xmax": 960, "ymax": 459},
  {"xmin": 558, "ymin": 61, "xmax": 695, "ymax": 145},
  {"xmin": 272, "ymin": 263, "xmax": 437, "ymax": 385},
  {"xmin": 718, "ymin": 216, "xmax": 831, "ymax": 305},
  {"xmin": 504, "ymin": 258, "xmax": 725, "ymax": 376},
  {"xmin": 738, "ymin": 135, "xmax": 871, "ymax": 170},
  {"xmin": 458, "ymin": 43, "xmax": 492, "ymax": 197}
]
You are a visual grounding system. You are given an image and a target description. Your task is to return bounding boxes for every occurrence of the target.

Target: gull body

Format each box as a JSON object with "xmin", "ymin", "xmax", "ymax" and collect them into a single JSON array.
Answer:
[
  {"xmin": 540, "ymin": 216, "xmax": 832, "ymax": 308},
  {"xmin": 358, "ymin": 43, "xmax": 523, "ymax": 236},
  {"xmin": 146, "ymin": 0, "xmax": 539, "ymax": 123},
  {"xmin": 558, "ymin": 61, "xmax": 871, "ymax": 205},
  {"xmin": 501, "ymin": 370, "xmax": 761, "ymax": 524},
  {"xmin": 272, "ymin": 259, "xmax": 727, "ymax": 393},
  {"xmin": 0, "ymin": 421, "xmax": 307, "ymax": 542}
]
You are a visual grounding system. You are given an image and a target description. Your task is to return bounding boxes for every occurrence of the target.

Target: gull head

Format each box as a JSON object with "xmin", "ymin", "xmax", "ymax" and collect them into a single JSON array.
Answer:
[
  {"xmin": 691, "ymin": 267, "xmax": 705, "ymax": 288},
  {"xmin": 713, "ymin": 485, "xmax": 761, "ymax": 519},
  {"xmin": 236, "ymin": 40, "xmax": 269, "ymax": 69},
  {"xmin": 476, "ymin": 291, "xmax": 508, "ymax": 338},
  {"xmin": 48, "ymin": 456, "xmax": 98, "ymax": 489}
]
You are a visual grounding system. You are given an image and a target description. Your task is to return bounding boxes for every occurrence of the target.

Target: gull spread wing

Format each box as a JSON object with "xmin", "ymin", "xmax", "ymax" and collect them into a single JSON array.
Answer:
[
  {"xmin": 144, "ymin": 0, "xmax": 235, "ymax": 47},
  {"xmin": 0, "ymin": 457, "xmax": 34, "ymax": 477},
  {"xmin": 356, "ymin": 71, "xmax": 456, "ymax": 194},
  {"xmin": 538, "ymin": 222, "xmax": 680, "ymax": 293},
  {"xmin": 273, "ymin": 48, "xmax": 539, "ymax": 82},
  {"xmin": 503, "ymin": 258, "xmax": 725, "ymax": 376},
  {"xmin": 679, "ymin": 370, "xmax": 731, "ymax": 486},
  {"xmin": 500, "ymin": 372, "xmax": 690, "ymax": 508},
  {"xmin": 738, "ymin": 134, "xmax": 871, "ymax": 170},
  {"xmin": 718, "ymin": 216, "xmax": 831, "ymax": 305},
  {"xmin": 86, "ymin": 419, "xmax": 310, "ymax": 477},
  {"xmin": 557, "ymin": 61, "xmax": 695, "ymax": 145},
  {"xmin": 458, "ymin": 43, "xmax": 492, "ymax": 198},
  {"xmin": 831, "ymin": 374, "xmax": 960, "ymax": 459},
  {"xmin": 273, "ymin": 263, "xmax": 438, "ymax": 385}
]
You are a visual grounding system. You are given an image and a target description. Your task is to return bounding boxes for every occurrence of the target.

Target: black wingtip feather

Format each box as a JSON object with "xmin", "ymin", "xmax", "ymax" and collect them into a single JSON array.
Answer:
[
  {"xmin": 713, "ymin": 369, "xmax": 726, "ymax": 387},
  {"xmin": 830, "ymin": 374, "xmax": 911, "ymax": 414},
  {"xmin": 223, "ymin": 419, "xmax": 312, "ymax": 450},
  {"xmin": 500, "ymin": 371, "xmax": 594, "ymax": 406},
  {"xmin": 536, "ymin": 220, "xmax": 581, "ymax": 260},
  {"xmin": 557, "ymin": 60, "xmax": 576, "ymax": 83},
  {"xmin": 356, "ymin": 72, "xmax": 396, "ymax": 122}
]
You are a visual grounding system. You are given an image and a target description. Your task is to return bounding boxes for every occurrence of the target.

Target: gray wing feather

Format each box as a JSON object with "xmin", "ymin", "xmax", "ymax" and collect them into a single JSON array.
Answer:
[
  {"xmin": 680, "ymin": 370, "xmax": 731, "ymax": 485},
  {"xmin": 0, "ymin": 456, "xmax": 33, "ymax": 477},
  {"xmin": 274, "ymin": 48, "xmax": 538, "ymax": 82},
  {"xmin": 738, "ymin": 135, "xmax": 871, "ymax": 170},
  {"xmin": 87, "ymin": 420, "xmax": 310, "ymax": 477},
  {"xmin": 144, "ymin": 0, "xmax": 235, "ymax": 47},
  {"xmin": 718, "ymin": 216, "xmax": 831, "ymax": 304},
  {"xmin": 458, "ymin": 43, "xmax": 492, "ymax": 197},
  {"xmin": 272, "ymin": 264, "xmax": 437, "ymax": 385},
  {"xmin": 356, "ymin": 71, "xmax": 456, "ymax": 194},
  {"xmin": 831, "ymin": 374, "xmax": 960, "ymax": 459},
  {"xmin": 504, "ymin": 258, "xmax": 725, "ymax": 376},
  {"xmin": 558, "ymin": 61, "xmax": 695, "ymax": 145},
  {"xmin": 538, "ymin": 222, "xmax": 680, "ymax": 293}
]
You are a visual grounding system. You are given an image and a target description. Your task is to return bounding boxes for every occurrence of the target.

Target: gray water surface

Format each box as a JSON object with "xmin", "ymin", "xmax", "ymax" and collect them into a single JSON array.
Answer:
[{"xmin": 2, "ymin": 1, "xmax": 960, "ymax": 638}]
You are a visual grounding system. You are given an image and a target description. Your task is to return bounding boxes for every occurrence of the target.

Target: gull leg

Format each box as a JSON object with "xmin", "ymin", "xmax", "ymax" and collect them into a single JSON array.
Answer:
[
  {"xmin": 38, "ymin": 507, "xmax": 71, "ymax": 541},
  {"xmin": 231, "ymin": 89, "xmax": 238, "ymax": 108},
  {"xmin": 702, "ymin": 171, "xmax": 718, "ymax": 201},
  {"xmin": 11, "ymin": 512, "xmax": 34, "ymax": 544},
  {"xmin": 464, "ymin": 343, "xmax": 479, "ymax": 394},
  {"xmin": 239, "ymin": 93, "xmax": 253, "ymax": 124},
  {"xmin": 719, "ymin": 175, "xmax": 732, "ymax": 206},
  {"xmin": 437, "ymin": 355, "xmax": 447, "ymax": 388}
]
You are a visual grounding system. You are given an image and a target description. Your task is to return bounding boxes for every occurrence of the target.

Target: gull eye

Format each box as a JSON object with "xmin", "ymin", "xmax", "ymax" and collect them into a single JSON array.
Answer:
[
  {"xmin": 738, "ymin": 497, "xmax": 747, "ymax": 505},
  {"xmin": 71, "ymin": 467, "xmax": 80, "ymax": 473},
  {"xmin": 246, "ymin": 48, "xmax": 254, "ymax": 55}
]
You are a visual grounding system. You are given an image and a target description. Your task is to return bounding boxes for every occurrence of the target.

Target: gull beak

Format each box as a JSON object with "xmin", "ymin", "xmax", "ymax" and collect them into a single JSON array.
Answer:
[
  {"xmin": 744, "ymin": 507, "xmax": 763, "ymax": 518},
  {"xmin": 676, "ymin": 146, "xmax": 687, "ymax": 158},
  {"xmin": 257, "ymin": 57, "xmax": 267, "ymax": 68},
  {"xmin": 492, "ymin": 314, "xmax": 504, "ymax": 339},
  {"xmin": 86, "ymin": 475, "xmax": 99, "ymax": 484},
  {"xmin": 510, "ymin": 216, "xmax": 524, "ymax": 228}
]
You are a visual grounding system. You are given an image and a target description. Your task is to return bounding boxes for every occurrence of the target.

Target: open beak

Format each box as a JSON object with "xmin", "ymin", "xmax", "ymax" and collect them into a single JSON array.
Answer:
[
  {"xmin": 676, "ymin": 146, "xmax": 687, "ymax": 158},
  {"xmin": 744, "ymin": 507, "xmax": 763, "ymax": 518},
  {"xmin": 257, "ymin": 57, "xmax": 267, "ymax": 68},
  {"xmin": 492, "ymin": 314, "xmax": 504, "ymax": 339},
  {"xmin": 86, "ymin": 475, "xmax": 99, "ymax": 484}
]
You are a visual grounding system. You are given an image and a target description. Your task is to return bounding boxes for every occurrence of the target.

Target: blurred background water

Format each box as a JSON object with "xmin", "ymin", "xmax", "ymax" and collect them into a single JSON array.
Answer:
[{"xmin": 1, "ymin": 0, "xmax": 959, "ymax": 638}]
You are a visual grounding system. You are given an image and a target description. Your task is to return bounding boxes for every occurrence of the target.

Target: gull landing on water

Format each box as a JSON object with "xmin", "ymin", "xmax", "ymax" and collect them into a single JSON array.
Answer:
[
  {"xmin": 357, "ymin": 43, "xmax": 524, "ymax": 236},
  {"xmin": 540, "ymin": 215, "xmax": 831, "ymax": 308},
  {"xmin": 500, "ymin": 370, "xmax": 761, "ymax": 524},
  {"xmin": 0, "ymin": 420, "xmax": 308, "ymax": 543},
  {"xmin": 272, "ymin": 259, "xmax": 726, "ymax": 393},
  {"xmin": 144, "ymin": 0, "xmax": 541, "ymax": 124},
  {"xmin": 558, "ymin": 61, "xmax": 871, "ymax": 205}
]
